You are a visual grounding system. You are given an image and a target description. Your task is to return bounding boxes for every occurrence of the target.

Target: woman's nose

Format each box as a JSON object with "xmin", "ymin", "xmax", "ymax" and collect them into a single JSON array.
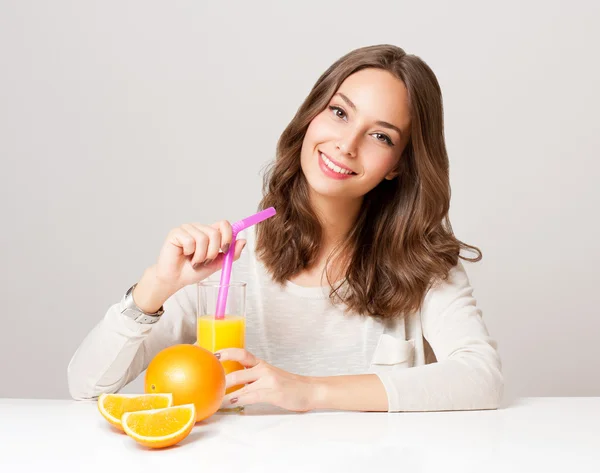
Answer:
[{"xmin": 336, "ymin": 133, "xmax": 359, "ymax": 158}]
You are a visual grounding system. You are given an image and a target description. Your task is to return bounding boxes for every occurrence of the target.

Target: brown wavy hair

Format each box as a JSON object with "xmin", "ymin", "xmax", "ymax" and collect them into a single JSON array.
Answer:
[{"xmin": 255, "ymin": 44, "xmax": 482, "ymax": 319}]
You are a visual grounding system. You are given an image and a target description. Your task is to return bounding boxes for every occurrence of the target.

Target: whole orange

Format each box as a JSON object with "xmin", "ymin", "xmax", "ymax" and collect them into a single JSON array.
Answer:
[{"xmin": 145, "ymin": 344, "xmax": 226, "ymax": 422}]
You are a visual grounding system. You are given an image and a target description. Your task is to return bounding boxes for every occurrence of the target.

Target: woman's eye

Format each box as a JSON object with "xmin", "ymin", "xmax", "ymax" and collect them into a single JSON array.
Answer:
[
  {"xmin": 374, "ymin": 133, "xmax": 394, "ymax": 146},
  {"xmin": 329, "ymin": 105, "xmax": 394, "ymax": 146},
  {"xmin": 328, "ymin": 105, "xmax": 347, "ymax": 120}
]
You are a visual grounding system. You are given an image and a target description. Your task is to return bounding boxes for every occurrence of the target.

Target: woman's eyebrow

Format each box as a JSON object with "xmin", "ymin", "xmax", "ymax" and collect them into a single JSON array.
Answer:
[{"xmin": 335, "ymin": 92, "xmax": 403, "ymax": 140}]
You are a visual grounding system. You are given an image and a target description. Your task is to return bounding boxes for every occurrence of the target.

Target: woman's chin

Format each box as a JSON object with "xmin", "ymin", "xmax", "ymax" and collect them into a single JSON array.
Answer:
[{"xmin": 306, "ymin": 179, "xmax": 356, "ymax": 200}]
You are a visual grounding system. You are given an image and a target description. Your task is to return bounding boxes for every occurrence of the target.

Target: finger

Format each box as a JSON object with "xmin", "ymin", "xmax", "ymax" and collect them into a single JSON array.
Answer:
[
  {"xmin": 210, "ymin": 220, "xmax": 233, "ymax": 254},
  {"xmin": 180, "ymin": 224, "xmax": 209, "ymax": 267},
  {"xmin": 183, "ymin": 223, "xmax": 220, "ymax": 266},
  {"xmin": 224, "ymin": 388, "xmax": 268, "ymax": 407},
  {"xmin": 191, "ymin": 223, "xmax": 222, "ymax": 263},
  {"xmin": 225, "ymin": 365, "xmax": 260, "ymax": 389},
  {"xmin": 221, "ymin": 386, "xmax": 248, "ymax": 407},
  {"xmin": 169, "ymin": 228, "xmax": 196, "ymax": 257},
  {"xmin": 216, "ymin": 348, "xmax": 260, "ymax": 368},
  {"xmin": 233, "ymin": 238, "xmax": 247, "ymax": 261},
  {"xmin": 201, "ymin": 239, "xmax": 247, "ymax": 270}
]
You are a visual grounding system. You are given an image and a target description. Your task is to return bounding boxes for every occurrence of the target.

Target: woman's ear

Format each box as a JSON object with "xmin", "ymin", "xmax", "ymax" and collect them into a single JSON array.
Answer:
[
  {"xmin": 385, "ymin": 147, "xmax": 408, "ymax": 180},
  {"xmin": 384, "ymin": 170, "xmax": 399, "ymax": 180}
]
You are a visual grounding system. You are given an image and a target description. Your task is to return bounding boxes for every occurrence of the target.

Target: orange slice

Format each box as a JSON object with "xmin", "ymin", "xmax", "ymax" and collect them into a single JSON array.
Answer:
[
  {"xmin": 122, "ymin": 404, "xmax": 196, "ymax": 449},
  {"xmin": 98, "ymin": 393, "xmax": 173, "ymax": 431}
]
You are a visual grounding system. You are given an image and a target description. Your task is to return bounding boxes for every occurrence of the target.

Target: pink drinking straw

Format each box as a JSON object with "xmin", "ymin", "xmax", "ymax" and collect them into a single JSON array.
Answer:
[{"xmin": 215, "ymin": 207, "xmax": 276, "ymax": 318}]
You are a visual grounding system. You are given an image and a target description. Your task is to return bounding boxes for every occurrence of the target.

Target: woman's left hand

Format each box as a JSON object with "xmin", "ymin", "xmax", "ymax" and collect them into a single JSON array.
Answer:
[{"xmin": 216, "ymin": 348, "xmax": 320, "ymax": 412}]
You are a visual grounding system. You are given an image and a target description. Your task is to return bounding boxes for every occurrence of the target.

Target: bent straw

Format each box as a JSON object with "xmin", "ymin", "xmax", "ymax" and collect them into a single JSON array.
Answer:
[{"xmin": 215, "ymin": 207, "xmax": 276, "ymax": 318}]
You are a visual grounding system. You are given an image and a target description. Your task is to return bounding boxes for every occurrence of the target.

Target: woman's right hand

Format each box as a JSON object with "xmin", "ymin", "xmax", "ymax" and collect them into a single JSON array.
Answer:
[{"xmin": 154, "ymin": 221, "xmax": 247, "ymax": 292}]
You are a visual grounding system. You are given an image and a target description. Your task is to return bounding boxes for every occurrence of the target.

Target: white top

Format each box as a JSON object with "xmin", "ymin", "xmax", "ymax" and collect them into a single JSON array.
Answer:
[
  {"xmin": 3, "ymin": 398, "xmax": 599, "ymax": 473},
  {"xmin": 67, "ymin": 227, "xmax": 503, "ymax": 412}
]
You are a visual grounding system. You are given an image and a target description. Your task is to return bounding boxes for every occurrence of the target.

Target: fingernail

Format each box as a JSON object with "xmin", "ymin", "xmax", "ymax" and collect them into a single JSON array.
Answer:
[
  {"xmin": 230, "ymin": 397, "xmax": 238, "ymax": 404},
  {"xmin": 222, "ymin": 243, "xmax": 230, "ymax": 254},
  {"xmin": 192, "ymin": 262, "xmax": 201, "ymax": 270},
  {"xmin": 203, "ymin": 258, "xmax": 214, "ymax": 266},
  {"xmin": 214, "ymin": 352, "xmax": 221, "ymax": 359}
]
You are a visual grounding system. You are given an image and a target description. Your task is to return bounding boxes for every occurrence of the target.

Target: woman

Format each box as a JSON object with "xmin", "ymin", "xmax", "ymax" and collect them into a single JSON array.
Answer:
[{"xmin": 68, "ymin": 44, "xmax": 503, "ymax": 412}]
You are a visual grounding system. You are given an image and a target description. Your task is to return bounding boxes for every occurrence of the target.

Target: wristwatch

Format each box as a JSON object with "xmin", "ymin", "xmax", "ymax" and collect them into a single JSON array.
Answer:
[{"xmin": 120, "ymin": 283, "xmax": 164, "ymax": 324}]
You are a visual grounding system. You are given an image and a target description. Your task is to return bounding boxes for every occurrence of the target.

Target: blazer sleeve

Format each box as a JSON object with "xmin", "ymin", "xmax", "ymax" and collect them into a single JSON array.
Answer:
[{"xmin": 374, "ymin": 261, "xmax": 504, "ymax": 412}]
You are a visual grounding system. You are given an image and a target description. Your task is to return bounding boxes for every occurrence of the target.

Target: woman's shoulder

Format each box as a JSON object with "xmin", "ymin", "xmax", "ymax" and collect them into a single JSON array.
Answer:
[{"xmin": 421, "ymin": 260, "xmax": 474, "ymax": 311}]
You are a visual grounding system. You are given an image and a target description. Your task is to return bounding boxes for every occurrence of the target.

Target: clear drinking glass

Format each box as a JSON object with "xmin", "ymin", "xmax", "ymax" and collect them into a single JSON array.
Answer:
[{"xmin": 197, "ymin": 281, "xmax": 247, "ymax": 411}]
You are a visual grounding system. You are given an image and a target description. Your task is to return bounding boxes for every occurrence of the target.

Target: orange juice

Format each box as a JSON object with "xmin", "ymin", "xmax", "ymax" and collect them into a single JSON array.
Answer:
[{"xmin": 197, "ymin": 314, "xmax": 245, "ymax": 394}]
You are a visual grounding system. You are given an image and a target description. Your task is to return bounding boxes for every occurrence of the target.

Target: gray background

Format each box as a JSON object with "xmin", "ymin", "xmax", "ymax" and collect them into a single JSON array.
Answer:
[{"xmin": 1, "ymin": 0, "xmax": 598, "ymax": 401}]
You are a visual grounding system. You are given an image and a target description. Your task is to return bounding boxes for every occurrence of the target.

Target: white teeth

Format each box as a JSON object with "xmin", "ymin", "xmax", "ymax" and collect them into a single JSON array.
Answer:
[{"xmin": 320, "ymin": 152, "xmax": 353, "ymax": 175}]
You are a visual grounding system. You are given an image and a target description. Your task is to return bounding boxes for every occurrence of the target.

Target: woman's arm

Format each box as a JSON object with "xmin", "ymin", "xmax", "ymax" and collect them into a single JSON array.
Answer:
[
  {"xmin": 372, "ymin": 260, "xmax": 503, "ymax": 411},
  {"xmin": 216, "ymin": 349, "xmax": 387, "ymax": 412},
  {"xmin": 67, "ymin": 266, "xmax": 196, "ymax": 400},
  {"xmin": 311, "ymin": 374, "xmax": 388, "ymax": 411},
  {"xmin": 219, "ymin": 261, "xmax": 503, "ymax": 412},
  {"xmin": 313, "ymin": 261, "xmax": 503, "ymax": 412}
]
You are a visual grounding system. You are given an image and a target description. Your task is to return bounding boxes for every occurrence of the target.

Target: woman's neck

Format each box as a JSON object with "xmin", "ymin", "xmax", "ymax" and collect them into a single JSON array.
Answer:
[
  {"xmin": 309, "ymin": 191, "xmax": 363, "ymax": 253},
  {"xmin": 287, "ymin": 191, "xmax": 362, "ymax": 288}
]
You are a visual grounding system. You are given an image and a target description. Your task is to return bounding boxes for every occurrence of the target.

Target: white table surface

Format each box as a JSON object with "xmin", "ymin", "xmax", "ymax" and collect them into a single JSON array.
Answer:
[{"xmin": 1, "ymin": 397, "xmax": 599, "ymax": 473}]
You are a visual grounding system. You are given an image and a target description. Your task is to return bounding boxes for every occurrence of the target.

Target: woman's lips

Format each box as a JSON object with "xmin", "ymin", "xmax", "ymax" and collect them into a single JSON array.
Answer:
[
  {"xmin": 319, "ymin": 151, "xmax": 355, "ymax": 174},
  {"xmin": 318, "ymin": 151, "xmax": 355, "ymax": 180}
]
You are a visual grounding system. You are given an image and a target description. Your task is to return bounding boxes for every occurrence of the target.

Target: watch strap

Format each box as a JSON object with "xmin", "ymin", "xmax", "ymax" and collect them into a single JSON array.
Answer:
[{"xmin": 120, "ymin": 283, "xmax": 164, "ymax": 324}]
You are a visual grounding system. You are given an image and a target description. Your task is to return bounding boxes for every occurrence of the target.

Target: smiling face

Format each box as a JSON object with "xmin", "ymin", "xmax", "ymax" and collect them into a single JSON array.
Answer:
[{"xmin": 300, "ymin": 68, "xmax": 412, "ymax": 201}]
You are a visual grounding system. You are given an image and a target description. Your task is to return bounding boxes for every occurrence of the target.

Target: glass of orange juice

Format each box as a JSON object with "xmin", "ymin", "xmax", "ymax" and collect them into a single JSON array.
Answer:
[{"xmin": 197, "ymin": 281, "xmax": 246, "ymax": 412}]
